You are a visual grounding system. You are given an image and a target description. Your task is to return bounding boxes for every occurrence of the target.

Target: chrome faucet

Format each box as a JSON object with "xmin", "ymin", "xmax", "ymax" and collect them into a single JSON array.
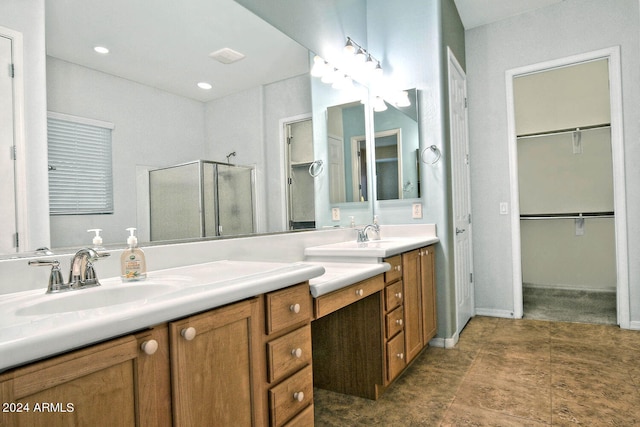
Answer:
[
  {"xmin": 356, "ymin": 223, "xmax": 380, "ymax": 243},
  {"xmin": 29, "ymin": 248, "xmax": 110, "ymax": 293}
]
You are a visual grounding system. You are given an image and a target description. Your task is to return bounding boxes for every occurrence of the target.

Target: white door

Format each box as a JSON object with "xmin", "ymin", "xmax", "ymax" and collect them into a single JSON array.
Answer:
[
  {"xmin": 448, "ymin": 48, "xmax": 474, "ymax": 335},
  {"xmin": 0, "ymin": 35, "xmax": 17, "ymax": 253}
]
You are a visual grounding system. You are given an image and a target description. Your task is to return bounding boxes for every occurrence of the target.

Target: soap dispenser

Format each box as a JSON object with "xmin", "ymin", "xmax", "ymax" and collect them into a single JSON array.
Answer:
[
  {"xmin": 87, "ymin": 229, "xmax": 104, "ymax": 250},
  {"xmin": 121, "ymin": 228, "xmax": 147, "ymax": 282}
]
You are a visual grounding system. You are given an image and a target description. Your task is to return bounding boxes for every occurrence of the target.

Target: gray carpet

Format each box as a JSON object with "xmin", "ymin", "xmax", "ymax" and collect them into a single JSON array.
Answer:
[{"xmin": 523, "ymin": 287, "xmax": 617, "ymax": 325}]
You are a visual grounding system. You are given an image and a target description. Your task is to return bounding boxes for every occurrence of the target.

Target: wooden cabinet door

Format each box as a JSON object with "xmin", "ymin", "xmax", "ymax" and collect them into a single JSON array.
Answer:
[
  {"xmin": 402, "ymin": 249, "xmax": 424, "ymax": 363},
  {"xmin": 169, "ymin": 298, "xmax": 258, "ymax": 427},
  {"xmin": 421, "ymin": 246, "xmax": 437, "ymax": 342},
  {"xmin": 135, "ymin": 326, "xmax": 172, "ymax": 427},
  {"xmin": 0, "ymin": 336, "xmax": 140, "ymax": 427}
]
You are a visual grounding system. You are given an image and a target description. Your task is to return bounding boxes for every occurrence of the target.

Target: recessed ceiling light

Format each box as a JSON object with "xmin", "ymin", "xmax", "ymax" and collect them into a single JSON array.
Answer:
[
  {"xmin": 197, "ymin": 82, "xmax": 212, "ymax": 90},
  {"xmin": 93, "ymin": 46, "xmax": 110, "ymax": 54}
]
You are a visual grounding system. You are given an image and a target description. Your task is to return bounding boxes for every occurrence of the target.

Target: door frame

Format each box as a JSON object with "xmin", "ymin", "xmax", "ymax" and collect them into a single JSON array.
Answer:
[
  {"xmin": 279, "ymin": 113, "xmax": 312, "ymax": 230},
  {"xmin": 505, "ymin": 46, "xmax": 630, "ymax": 328},
  {"xmin": 0, "ymin": 26, "xmax": 28, "ymax": 252}
]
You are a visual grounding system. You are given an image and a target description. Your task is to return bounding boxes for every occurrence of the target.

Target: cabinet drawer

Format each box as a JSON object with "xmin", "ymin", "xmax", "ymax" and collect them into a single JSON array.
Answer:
[
  {"xmin": 266, "ymin": 283, "xmax": 312, "ymax": 334},
  {"xmin": 314, "ymin": 274, "xmax": 384, "ymax": 319},
  {"xmin": 282, "ymin": 404, "xmax": 314, "ymax": 427},
  {"xmin": 386, "ymin": 331, "xmax": 406, "ymax": 382},
  {"xmin": 269, "ymin": 365, "xmax": 313, "ymax": 427},
  {"xmin": 384, "ymin": 255, "xmax": 402, "ymax": 283},
  {"xmin": 267, "ymin": 325, "xmax": 312, "ymax": 383},
  {"xmin": 384, "ymin": 280, "xmax": 403, "ymax": 311},
  {"xmin": 385, "ymin": 306, "xmax": 404, "ymax": 339}
]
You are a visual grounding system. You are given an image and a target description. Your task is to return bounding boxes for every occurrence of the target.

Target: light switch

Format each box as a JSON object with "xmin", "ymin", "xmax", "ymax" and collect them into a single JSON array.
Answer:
[{"xmin": 499, "ymin": 202, "xmax": 509, "ymax": 215}]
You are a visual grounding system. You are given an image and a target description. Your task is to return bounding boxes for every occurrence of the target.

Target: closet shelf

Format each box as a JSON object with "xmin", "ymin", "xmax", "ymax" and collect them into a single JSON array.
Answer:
[{"xmin": 520, "ymin": 211, "xmax": 614, "ymax": 220}]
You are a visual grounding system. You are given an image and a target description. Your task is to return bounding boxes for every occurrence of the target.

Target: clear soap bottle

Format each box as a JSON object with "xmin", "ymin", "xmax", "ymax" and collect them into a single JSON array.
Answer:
[{"xmin": 121, "ymin": 228, "xmax": 147, "ymax": 282}]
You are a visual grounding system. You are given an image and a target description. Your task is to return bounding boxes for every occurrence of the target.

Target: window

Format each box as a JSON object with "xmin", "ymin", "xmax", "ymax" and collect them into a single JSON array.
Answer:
[{"xmin": 47, "ymin": 112, "xmax": 114, "ymax": 215}]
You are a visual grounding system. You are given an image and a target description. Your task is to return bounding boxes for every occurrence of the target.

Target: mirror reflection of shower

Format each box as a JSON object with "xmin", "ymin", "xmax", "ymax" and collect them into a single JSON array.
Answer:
[{"xmin": 226, "ymin": 151, "xmax": 236, "ymax": 164}]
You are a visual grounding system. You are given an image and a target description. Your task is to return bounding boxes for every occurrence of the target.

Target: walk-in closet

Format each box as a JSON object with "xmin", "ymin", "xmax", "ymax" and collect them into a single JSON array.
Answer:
[{"xmin": 515, "ymin": 59, "xmax": 617, "ymax": 324}]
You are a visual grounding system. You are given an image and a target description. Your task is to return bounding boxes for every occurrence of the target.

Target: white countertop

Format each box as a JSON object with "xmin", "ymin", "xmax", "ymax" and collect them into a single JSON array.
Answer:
[
  {"xmin": 304, "ymin": 236, "xmax": 440, "ymax": 259},
  {"xmin": 306, "ymin": 262, "xmax": 391, "ymax": 297},
  {"xmin": 0, "ymin": 260, "xmax": 324, "ymax": 372}
]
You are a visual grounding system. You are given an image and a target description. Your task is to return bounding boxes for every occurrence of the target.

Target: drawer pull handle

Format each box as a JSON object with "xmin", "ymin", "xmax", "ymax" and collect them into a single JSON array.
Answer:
[
  {"xmin": 395, "ymin": 292, "xmax": 402, "ymax": 299},
  {"xmin": 355, "ymin": 289, "xmax": 364, "ymax": 297},
  {"xmin": 293, "ymin": 391, "xmax": 304, "ymax": 402},
  {"xmin": 397, "ymin": 353, "xmax": 404, "ymax": 360},
  {"xmin": 291, "ymin": 348, "xmax": 303, "ymax": 358},
  {"xmin": 396, "ymin": 319, "xmax": 403, "ymax": 326},
  {"xmin": 289, "ymin": 303, "xmax": 301, "ymax": 314},
  {"xmin": 394, "ymin": 265, "xmax": 401, "ymax": 271},
  {"xmin": 141, "ymin": 339, "xmax": 158, "ymax": 355},
  {"xmin": 181, "ymin": 327, "xmax": 196, "ymax": 341}
]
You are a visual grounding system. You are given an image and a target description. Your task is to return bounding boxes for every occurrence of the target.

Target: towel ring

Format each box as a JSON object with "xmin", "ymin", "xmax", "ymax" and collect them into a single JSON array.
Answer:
[
  {"xmin": 421, "ymin": 145, "xmax": 441, "ymax": 165},
  {"xmin": 309, "ymin": 160, "xmax": 324, "ymax": 177}
]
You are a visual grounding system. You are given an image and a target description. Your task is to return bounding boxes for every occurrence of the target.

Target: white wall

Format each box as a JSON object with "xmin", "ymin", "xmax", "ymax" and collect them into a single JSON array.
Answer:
[
  {"xmin": 466, "ymin": 0, "xmax": 640, "ymax": 324},
  {"xmin": 203, "ymin": 74, "xmax": 311, "ymax": 234},
  {"xmin": 263, "ymin": 74, "xmax": 312, "ymax": 232},
  {"xmin": 0, "ymin": 0, "xmax": 51, "ymax": 251},
  {"xmin": 46, "ymin": 57, "xmax": 207, "ymax": 248}
]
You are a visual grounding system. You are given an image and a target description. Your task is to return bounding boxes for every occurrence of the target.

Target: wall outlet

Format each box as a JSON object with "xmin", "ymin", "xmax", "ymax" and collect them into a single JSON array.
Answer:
[
  {"xmin": 331, "ymin": 207, "xmax": 340, "ymax": 221},
  {"xmin": 412, "ymin": 203, "xmax": 423, "ymax": 219}
]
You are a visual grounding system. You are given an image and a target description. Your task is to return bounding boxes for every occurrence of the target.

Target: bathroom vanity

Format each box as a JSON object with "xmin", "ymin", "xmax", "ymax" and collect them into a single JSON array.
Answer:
[
  {"xmin": 309, "ymin": 245, "xmax": 436, "ymax": 400},
  {"xmin": 0, "ymin": 226, "xmax": 438, "ymax": 426}
]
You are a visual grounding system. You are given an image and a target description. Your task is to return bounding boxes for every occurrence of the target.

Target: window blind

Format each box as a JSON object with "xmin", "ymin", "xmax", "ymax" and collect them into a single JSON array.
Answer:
[{"xmin": 47, "ymin": 113, "xmax": 114, "ymax": 215}]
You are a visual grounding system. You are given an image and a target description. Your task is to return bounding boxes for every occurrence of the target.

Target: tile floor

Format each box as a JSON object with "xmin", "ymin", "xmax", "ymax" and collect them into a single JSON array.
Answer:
[{"xmin": 313, "ymin": 316, "xmax": 640, "ymax": 426}]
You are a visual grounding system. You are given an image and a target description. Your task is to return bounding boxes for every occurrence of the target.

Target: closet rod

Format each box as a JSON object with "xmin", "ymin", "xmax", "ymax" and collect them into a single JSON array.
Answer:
[
  {"xmin": 520, "ymin": 211, "xmax": 614, "ymax": 220},
  {"xmin": 517, "ymin": 123, "xmax": 610, "ymax": 139}
]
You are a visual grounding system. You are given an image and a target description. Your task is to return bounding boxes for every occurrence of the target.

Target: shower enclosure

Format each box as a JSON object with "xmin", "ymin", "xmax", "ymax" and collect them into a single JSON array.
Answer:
[{"xmin": 149, "ymin": 160, "xmax": 255, "ymax": 241}]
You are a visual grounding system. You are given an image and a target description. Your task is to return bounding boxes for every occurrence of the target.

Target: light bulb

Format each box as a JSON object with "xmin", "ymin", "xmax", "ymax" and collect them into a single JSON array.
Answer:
[
  {"xmin": 373, "ymin": 96, "xmax": 388, "ymax": 112},
  {"xmin": 344, "ymin": 38, "xmax": 356, "ymax": 55},
  {"xmin": 311, "ymin": 56, "xmax": 329, "ymax": 77},
  {"xmin": 395, "ymin": 91, "xmax": 411, "ymax": 107}
]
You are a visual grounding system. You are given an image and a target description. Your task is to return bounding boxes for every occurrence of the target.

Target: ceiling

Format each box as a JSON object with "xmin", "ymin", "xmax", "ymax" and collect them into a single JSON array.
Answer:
[
  {"xmin": 454, "ymin": 0, "xmax": 565, "ymax": 29},
  {"xmin": 45, "ymin": 0, "xmax": 310, "ymax": 102},
  {"xmin": 45, "ymin": 0, "xmax": 566, "ymax": 103}
]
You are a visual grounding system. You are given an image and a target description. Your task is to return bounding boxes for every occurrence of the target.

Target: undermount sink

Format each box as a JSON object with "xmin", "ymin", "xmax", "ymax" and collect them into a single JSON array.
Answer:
[
  {"xmin": 304, "ymin": 236, "xmax": 439, "ymax": 258},
  {"xmin": 15, "ymin": 283, "xmax": 180, "ymax": 316}
]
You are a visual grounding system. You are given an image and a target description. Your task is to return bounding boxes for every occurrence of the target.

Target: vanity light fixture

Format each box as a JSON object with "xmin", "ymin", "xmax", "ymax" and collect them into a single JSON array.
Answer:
[
  {"xmin": 197, "ymin": 82, "xmax": 212, "ymax": 90},
  {"xmin": 93, "ymin": 46, "xmax": 110, "ymax": 54}
]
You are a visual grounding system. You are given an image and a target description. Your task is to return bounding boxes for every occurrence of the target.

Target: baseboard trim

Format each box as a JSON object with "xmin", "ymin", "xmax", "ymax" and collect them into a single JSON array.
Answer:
[
  {"xmin": 429, "ymin": 332, "xmax": 459, "ymax": 349},
  {"xmin": 475, "ymin": 308, "xmax": 518, "ymax": 319},
  {"xmin": 629, "ymin": 321, "xmax": 640, "ymax": 331}
]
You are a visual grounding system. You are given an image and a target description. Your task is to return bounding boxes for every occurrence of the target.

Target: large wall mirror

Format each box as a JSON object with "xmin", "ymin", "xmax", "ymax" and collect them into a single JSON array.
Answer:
[
  {"xmin": 373, "ymin": 89, "xmax": 420, "ymax": 201},
  {"xmin": 1, "ymin": 0, "xmax": 318, "ymax": 256}
]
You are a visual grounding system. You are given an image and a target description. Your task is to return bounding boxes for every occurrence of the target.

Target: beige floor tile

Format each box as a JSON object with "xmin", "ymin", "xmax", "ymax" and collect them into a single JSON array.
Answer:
[
  {"xmin": 441, "ymin": 402, "xmax": 550, "ymax": 426},
  {"xmin": 313, "ymin": 317, "xmax": 638, "ymax": 426}
]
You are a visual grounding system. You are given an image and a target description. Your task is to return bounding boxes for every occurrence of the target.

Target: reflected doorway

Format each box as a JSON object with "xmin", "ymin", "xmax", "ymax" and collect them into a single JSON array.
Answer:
[{"xmin": 285, "ymin": 117, "xmax": 316, "ymax": 230}]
